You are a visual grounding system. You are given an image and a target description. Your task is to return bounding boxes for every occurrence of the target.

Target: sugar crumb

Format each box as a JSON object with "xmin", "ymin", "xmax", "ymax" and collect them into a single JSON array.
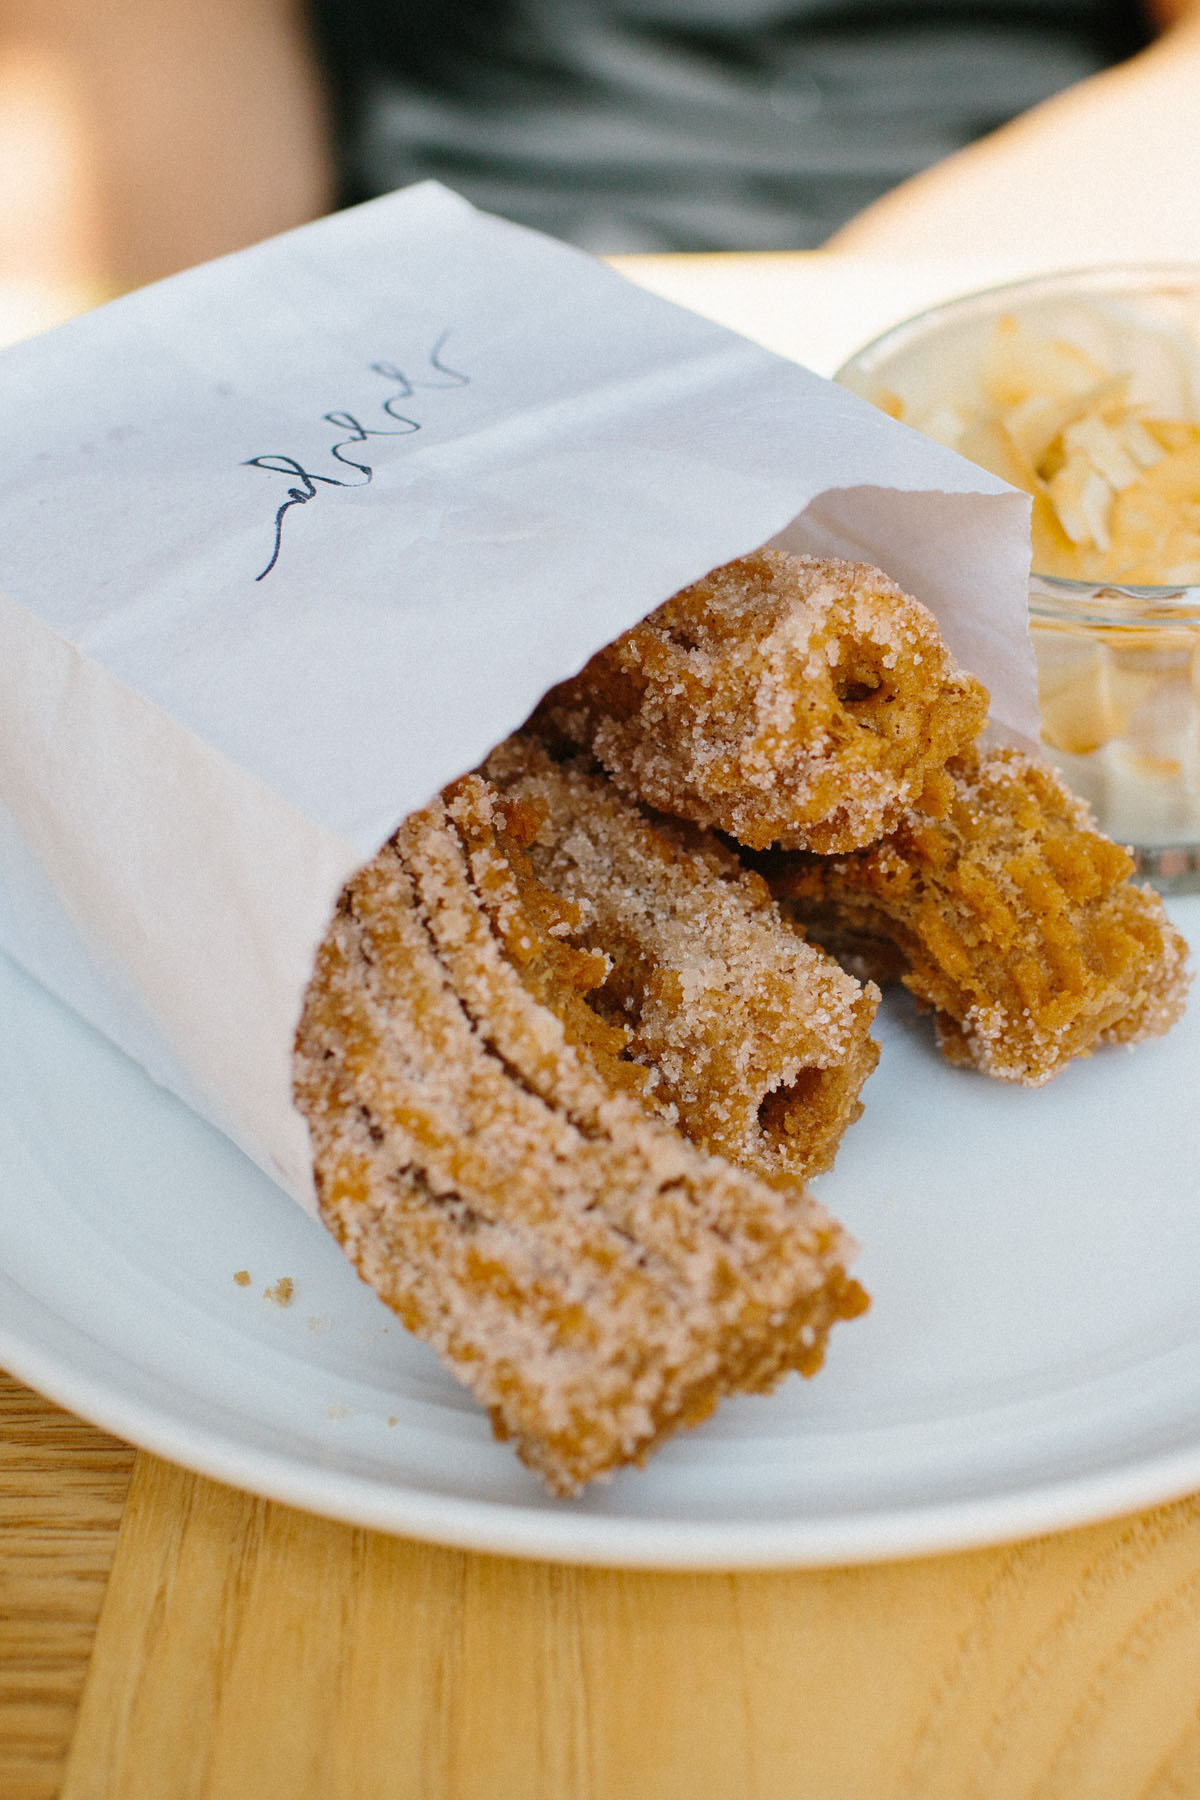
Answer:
[
  {"xmin": 263, "ymin": 1276, "xmax": 294, "ymax": 1307},
  {"xmin": 233, "ymin": 1269, "xmax": 251, "ymax": 1287}
]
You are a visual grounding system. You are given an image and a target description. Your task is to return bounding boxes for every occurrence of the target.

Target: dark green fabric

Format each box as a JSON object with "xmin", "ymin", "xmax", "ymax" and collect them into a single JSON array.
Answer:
[{"xmin": 308, "ymin": 0, "xmax": 1151, "ymax": 251}]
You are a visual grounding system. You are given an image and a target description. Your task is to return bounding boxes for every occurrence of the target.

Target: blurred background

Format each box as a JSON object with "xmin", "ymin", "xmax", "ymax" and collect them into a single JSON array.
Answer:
[{"xmin": 0, "ymin": 0, "xmax": 1194, "ymax": 339}]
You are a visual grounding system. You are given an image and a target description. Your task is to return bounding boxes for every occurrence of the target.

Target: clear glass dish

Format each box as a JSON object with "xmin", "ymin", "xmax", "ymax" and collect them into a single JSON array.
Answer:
[{"xmin": 836, "ymin": 265, "xmax": 1200, "ymax": 891}]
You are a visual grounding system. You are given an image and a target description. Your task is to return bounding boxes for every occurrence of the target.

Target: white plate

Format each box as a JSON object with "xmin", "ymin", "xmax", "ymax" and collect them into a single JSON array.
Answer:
[{"xmin": 3, "ymin": 903, "xmax": 1199, "ymax": 1570}]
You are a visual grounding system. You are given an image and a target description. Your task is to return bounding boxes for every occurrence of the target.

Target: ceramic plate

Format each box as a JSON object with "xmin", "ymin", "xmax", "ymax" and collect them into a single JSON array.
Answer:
[{"xmin": 3, "ymin": 901, "xmax": 1199, "ymax": 1569}]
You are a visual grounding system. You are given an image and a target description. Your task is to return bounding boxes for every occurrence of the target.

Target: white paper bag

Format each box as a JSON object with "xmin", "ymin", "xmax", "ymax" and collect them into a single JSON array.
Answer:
[{"xmin": 0, "ymin": 183, "xmax": 1035, "ymax": 1207}]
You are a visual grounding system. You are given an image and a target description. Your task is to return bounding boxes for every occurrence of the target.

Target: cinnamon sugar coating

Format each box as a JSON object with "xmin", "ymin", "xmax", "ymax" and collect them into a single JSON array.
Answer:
[
  {"xmin": 293, "ymin": 768, "xmax": 866, "ymax": 1496},
  {"xmin": 481, "ymin": 732, "xmax": 879, "ymax": 1180},
  {"xmin": 533, "ymin": 549, "xmax": 989, "ymax": 853},
  {"xmin": 763, "ymin": 746, "xmax": 1190, "ymax": 1087}
]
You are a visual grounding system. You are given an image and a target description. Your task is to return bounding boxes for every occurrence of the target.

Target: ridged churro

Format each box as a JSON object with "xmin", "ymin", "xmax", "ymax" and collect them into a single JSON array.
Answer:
[
  {"xmin": 481, "ymin": 732, "xmax": 879, "ymax": 1179},
  {"xmin": 763, "ymin": 746, "xmax": 1190, "ymax": 1086},
  {"xmin": 294, "ymin": 767, "xmax": 866, "ymax": 1495},
  {"xmin": 534, "ymin": 548, "xmax": 988, "ymax": 853}
]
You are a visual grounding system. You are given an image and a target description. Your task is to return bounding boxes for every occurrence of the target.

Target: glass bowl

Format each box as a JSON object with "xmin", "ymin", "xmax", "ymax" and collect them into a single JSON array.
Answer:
[{"xmin": 836, "ymin": 264, "xmax": 1200, "ymax": 892}]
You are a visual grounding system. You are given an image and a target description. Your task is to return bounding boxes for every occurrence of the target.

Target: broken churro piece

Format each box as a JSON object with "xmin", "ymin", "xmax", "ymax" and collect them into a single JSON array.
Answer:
[
  {"xmin": 764, "ymin": 746, "xmax": 1190, "ymax": 1086},
  {"xmin": 534, "ymin": 549, "xmax": 988, "ymax": 853},
  {"xmin": 294, "ymin": 770, "xmax": 866, "ymax": 1496},
  {"xmin": 480, "ymin": 732, "xmax": 879, "ymax": 1180}
]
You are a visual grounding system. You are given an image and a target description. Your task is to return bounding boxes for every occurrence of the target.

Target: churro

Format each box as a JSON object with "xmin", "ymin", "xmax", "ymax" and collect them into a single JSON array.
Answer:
[
  {"xmin": 534, "ymin": 548, "xmax": 988, "ymax": 853},
  {"xmin": 763, "ymin": 746, "xmax": 1190, "ymax": 1086},
  {"xmin": 294, "ymin": 769, "xmax": 866, "ymax": 1495},
  {"xmin": 481, "ymin": 732, "xmax": 879, "ymax": 1179}
]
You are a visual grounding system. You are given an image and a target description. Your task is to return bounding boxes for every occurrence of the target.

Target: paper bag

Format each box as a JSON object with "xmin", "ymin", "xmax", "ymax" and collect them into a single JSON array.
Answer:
[{"xmin": 0, "ymin": 183, "xmax": 1034, "ymax": 1207}]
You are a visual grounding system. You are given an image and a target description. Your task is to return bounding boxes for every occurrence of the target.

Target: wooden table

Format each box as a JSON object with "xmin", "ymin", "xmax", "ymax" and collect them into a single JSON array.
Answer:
[{"xmin": 7, "ymin": 1365, "xmax": 1200, "ymax": 1800}]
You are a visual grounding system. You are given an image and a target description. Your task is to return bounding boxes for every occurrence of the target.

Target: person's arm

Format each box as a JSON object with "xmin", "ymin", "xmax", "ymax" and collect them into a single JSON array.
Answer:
[
  {"xmin": 0, "ymin": 0, "xmax": 332, "ymax": 300},
  {"xmin": 826, "ymin": 1, "xmax": 1200, "ymax": 261},
  {"xmin": 1144, "ymin": 0, "xmax": 1197, "ymax": 25}
]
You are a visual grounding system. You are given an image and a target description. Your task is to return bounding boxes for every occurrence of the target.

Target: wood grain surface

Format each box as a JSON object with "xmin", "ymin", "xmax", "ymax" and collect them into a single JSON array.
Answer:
[
  {"xmin": 41, "ymin": 1429, "xmax": 1200, "ymax": 1800},
  {"xmin": 7, "ymin": 1367, "xmax": 1200, "ymax": 1799},
  {"xmin": 0, "ymin": 1371, "xmax": 135, "ymax": 1800}
]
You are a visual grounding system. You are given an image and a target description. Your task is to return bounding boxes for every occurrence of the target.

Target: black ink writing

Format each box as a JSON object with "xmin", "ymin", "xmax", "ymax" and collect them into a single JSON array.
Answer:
[
  {"xmin": 369, "ymin": 329, "xmax": 470, "ymax": 415},
  {"xmin": 244, "ymin": 332, "xmax": 469, "ymax": 581},
  {"xmin": 246, "ymin": 415, "xmax": 417, "ymax": 581}
]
